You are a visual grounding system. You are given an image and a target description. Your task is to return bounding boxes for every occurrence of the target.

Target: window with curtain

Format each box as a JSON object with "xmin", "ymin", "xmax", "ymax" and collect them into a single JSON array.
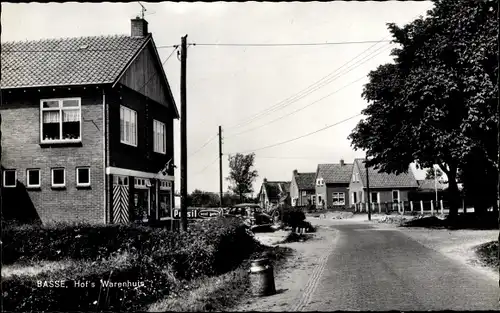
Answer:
[
  {"xmin": 41, "ymin": 98, "xmax": 81, "ymax": 142},
  {"xmin": 153, "ymin": 119, "xmax": 166, "ymax": 154},
  {"xmin": 332, "ymin": 192, "xmax": 345, "ymax": 205},
  {"xmin": 120, "ymin": 105, "xmax": 137, "ymax": 146}
]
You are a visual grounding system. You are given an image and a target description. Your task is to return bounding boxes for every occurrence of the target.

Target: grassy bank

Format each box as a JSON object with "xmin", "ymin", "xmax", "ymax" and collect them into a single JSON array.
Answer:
[
  {"xmin": 148, "ymin": 245, "xmax": 293, "ymax": 312},
  {"xmin": 1, "ymin": 217, "xmax": 270, "ymax": 312}
]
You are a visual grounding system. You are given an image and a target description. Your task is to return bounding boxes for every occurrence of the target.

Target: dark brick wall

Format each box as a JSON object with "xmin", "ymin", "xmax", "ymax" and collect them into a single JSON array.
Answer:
[
  {"xmin": 107, "ymin": 85, "xmax": 175, "ymax": 176},
  {"xmin": 1, "ymin": 87, "xmax": 106, "ymax": 224}
]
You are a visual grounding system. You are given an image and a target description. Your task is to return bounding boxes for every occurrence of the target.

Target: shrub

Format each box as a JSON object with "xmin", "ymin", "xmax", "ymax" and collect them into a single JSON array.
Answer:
[
  {"xmin": 281, "ymin": 207, "xmax": 306, "ymax": 229},
  {"xmin": 2, "ymin": 217, "xmax": 262, "ymax": 312}
]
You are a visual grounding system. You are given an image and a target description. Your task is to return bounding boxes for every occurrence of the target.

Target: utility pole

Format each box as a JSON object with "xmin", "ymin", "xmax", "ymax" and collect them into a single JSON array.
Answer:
[
  {"xmin": 180, "ymin": 34, "xmax": 188, "ymax": 232},
  {"xmin": 219, "ymin": 125, "xmax": 223, "ymax": 207},
  {"xmin": 366, "ymin": 157, "xmax": 371, "ymax": 221}
]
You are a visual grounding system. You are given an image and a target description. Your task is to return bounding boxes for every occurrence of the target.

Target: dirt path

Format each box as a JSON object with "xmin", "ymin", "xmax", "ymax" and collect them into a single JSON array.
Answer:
[{"xmin": 235, "ymin": 222, "xmax": 339, "ymax": 312}]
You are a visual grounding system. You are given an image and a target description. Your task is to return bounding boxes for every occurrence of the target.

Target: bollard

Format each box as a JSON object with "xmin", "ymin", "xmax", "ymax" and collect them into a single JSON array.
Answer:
[{"xmin": 249, "ymin": 258, "xmax": 276, "ymax": 297}]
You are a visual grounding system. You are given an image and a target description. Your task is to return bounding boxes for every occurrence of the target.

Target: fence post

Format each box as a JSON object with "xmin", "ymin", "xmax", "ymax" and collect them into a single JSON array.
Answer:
[
  {"xmin": 410, "ymin": 201, "xmax": 414, "ymax": 212},
  {"xmin": 398, "ymin": 202, "xmax": 402, "ymax": 215},
  {"xmin": 378, "ymin": 202, "xmax": 381, "ymax": 214},
  {"xmin": 440, "ymin": 200, "xmax": 444, "ymax": 215},
  {"xmin": 420, "ymin": 200, "xmax": 424, "ymax": 215},
  {"xmin": 401, "ymin": 201, "xmax": 405, "ymax": 215},
  {"xmin": 430, "ymin": 200, "xmax": 434, "ymax": 215}
]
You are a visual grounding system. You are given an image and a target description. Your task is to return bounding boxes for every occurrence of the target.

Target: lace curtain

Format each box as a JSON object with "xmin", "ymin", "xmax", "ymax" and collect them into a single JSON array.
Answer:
[
  {"xmin": 43, "ymin": 111, "xmax": 60, "ymax": 123},
  {"xmin": 43, "ymin": 110, "xmax": 80, "ymax": 123}
]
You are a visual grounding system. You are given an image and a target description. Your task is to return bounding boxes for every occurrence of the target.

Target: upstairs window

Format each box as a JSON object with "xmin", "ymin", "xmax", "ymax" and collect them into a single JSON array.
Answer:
[
  {"xmin": 3, "ymin": 170, "xmax": 17, "ymax": 188},
  {"xmin": 41, "ymin": 98, "xmax": 81, "ymax": 143},
  {"xmin": 153, "ymin": 120, "xmax": 166, "ymax": 154},
  {"xmin": 120, "ymin": 106, "xmax": 137, "ymax": 147}
]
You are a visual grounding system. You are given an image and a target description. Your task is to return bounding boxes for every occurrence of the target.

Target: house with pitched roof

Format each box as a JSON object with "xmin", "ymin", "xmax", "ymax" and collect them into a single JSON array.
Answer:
[
  {"xmin": 1, "ymin": 17, "xmax": 179, "ymax": 225},
  {"xmin": 258, "ymin": 179, "xmax": 291, "ymax": 210},
  {"xmin": 349, "ymin": 158, "xmax": 419, "ymax": 210},
  {"xmin": 315, "ymin": 160, "xmax": 354, "ymax": 209},
  {"xmin": 290, "ymin": 170, "xmax": 316, "ymax": 207}
]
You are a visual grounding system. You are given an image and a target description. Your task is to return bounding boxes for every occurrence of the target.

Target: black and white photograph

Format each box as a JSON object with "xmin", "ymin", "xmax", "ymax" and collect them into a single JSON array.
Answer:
[{"xmin": 0, "ymin": 0, "xmax": 499, "ymax": 311}]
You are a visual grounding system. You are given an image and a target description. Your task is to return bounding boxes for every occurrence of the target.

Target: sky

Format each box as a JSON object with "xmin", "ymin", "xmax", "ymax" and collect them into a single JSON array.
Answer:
[{"xmin": 2, "ymin": 1, "xmax": 435, "ymax": 204}]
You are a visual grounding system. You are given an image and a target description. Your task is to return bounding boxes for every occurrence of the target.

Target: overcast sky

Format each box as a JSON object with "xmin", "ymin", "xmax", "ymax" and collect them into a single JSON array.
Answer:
[{"xmin": 2, "ymin": 1, "xmax": 434, "ymax": 201}]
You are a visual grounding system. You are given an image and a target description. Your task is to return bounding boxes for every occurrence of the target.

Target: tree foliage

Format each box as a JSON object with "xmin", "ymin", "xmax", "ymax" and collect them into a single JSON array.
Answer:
[
  {"xmin": 226, "ymin": 153, "xmax": 259, "ymax": 202},
  {"xmin": 187, "ymin": 189, "xmax": 220, "ymax": 207},
  {"xmin": 348, "ymin": 0, "xmax": 498, "ymax": 217}
]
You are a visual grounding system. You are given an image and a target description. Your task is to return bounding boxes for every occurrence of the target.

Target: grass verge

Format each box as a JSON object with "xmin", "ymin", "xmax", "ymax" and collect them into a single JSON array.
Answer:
[
  {"xmin": 147, "ymin": 245, "xmax": 294, "ymax": 312},
  {"xmin": 475, "ymin": 241, "xmax": 499, "ymax": 270}
]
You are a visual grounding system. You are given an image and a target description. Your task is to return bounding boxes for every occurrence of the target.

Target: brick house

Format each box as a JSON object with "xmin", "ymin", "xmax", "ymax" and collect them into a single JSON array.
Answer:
[
  {"xmin": 314, "ymin": 160, "xmax": 353, "ymax": 209},
  {"xmin": 258, "ymin": 179, "xmax": 291, "ymax": 211},
  {"xmin": 0, "ymin": 17, "xmax": 179, "ymax": 224},
  {"xmin": 289, "ymin": 170, "xmax": 315, "ymax": 207},
  {"xmin": 349, "ymin": 158, "xmax": 419, "ymax": 210}
]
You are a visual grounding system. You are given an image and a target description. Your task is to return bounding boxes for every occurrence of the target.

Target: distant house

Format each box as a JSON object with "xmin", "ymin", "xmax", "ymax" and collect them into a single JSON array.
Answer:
[
  {"xmin": 1, "ymin": 17, "xmax": 179, "ymax": 225},
  {"xmin": 290, "ymin": 170, "xmax": 316, "ymax": 207},
  {"xmin": 349, "ymin": 158, "xmax": 419, "ymax": 210},
  {"xmin": 315, "ymin": 160, "xmax": 354, "ymax": 209},
  {"xmin": 408, "ymin": 179, "xmax": 449, "ymax": 202},
  {"xmin": 258, "ymin": 179, "xmax": 291, "ymax": 210}
]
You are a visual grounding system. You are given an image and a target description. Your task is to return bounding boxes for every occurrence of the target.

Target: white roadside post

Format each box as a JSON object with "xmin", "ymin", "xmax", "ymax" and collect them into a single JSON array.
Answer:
[
  {"xmin": 410, "ymin": 201, "xmax": 414, "ymax": 213},
  {"xmin": 420, "ymin": 200, "xmax": 424, "ymax": 215},
  {"xmin": 431, "ymin": 200, "xmax": 434, "ymax": 215},
  {"xmin": 440, "ymin": 200, "xmax": 444, "ymax": 215},
  {"xmin": 378, "ymin": 202, "xmax": 381, "ymax": 214}
]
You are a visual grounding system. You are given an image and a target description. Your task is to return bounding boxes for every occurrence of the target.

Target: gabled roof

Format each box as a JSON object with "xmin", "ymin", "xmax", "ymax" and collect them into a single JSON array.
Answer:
[
  {"xmin": 1, "ymin": 34, "xmax": 180, "ymax": 118},
  {"xmin": 1, "ymin": 35, "xmax": 149, "ymax": 89},
  {"xmin": 317, "ymin": 163, "xmax": 354, "ymax": 184},
  {"xmin": 264, "ymin": 181, "xmax": 290, "ymax": 200},
  {"xmin": 354, "ymin": 158, "xmax": 419, "ymax": 189},
  {"xmin": 294, "ymin": 172, "xmax": 316, "ymax": 190},
  {"xmin": 417, "ymin": 179, "xmax": 448, "ymax": 191}
]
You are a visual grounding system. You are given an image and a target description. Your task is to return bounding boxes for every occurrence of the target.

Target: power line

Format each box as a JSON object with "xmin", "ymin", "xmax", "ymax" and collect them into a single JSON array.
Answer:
[
  {"xmin": 223, "ymin": 41, "xmax": 392, "ymax": 132},
  {"xmin": 193, "ymin": 157, "xmax": 219, "ymax": 176},
  {"xmin": 189, "ymin": 134, "xmax": 218, "ymax": 158},
  {"xmin": 225, "ymin": 44, "xmax": 393, "ymax": 138},
  {"xmin": 222, "ymin": 5, "xmax": 433, "ymax": 132},
  {"xmin": 227, "ymin": 114, "xmax": 362, "ymax": 154},
  {"xmin": 138, "ymin": 46, "xmax": 178, "ymax": 92},
  {"xmin": 255, "ymin": 156, "xmax": 340, "ymax": 160},
  {"xmin": 190, "ymin": 40, "xmax": 391, "ymax": 47}
]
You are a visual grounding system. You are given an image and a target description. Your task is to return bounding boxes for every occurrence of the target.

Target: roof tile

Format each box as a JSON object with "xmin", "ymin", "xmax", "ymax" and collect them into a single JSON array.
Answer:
[
  {"xmin": 317, "ymin": 163, "xmax": 353, "ymax": 184},
  {"xmin": 1, "ymin": 35, "xmax": 149, "ymax": 88},
  {"xmin": 354, "ymin": 158, "xmax": 419, "ymax": 188}
]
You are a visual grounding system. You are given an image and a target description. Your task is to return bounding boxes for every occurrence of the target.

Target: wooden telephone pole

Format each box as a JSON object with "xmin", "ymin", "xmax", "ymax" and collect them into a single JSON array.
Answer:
[
  {"xmin": 219, "ymin": 126, "xmax": 223, "ymax": 207},
  {"xmin": 180, "ymin": 35, "xmax": 188, "ymax": 231}
]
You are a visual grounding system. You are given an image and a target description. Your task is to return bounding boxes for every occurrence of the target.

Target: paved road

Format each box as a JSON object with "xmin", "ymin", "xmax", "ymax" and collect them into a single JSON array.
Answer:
[{"xmin": 302, "ymin": 221, "xmax": 499, "ymax": 311}]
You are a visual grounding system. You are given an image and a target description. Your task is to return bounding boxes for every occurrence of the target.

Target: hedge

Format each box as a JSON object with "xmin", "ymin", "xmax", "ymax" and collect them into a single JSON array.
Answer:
[{"xmin": 1, "ymin": 217, "xmax": 262, "ymax": 311}]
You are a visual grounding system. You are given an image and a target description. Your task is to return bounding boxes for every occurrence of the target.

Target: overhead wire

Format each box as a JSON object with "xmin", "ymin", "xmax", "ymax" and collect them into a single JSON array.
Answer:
[
  {"xmin": 189, "ymin": 134, "xmax": 218, "ymax": 158},
  {"xmin": 223, "ymin": 41, "xmax": 392, "ymax": 132},
  {"xmin": 138, "ymin": 45, "xmax": 178, "ymax": 92},
  {"xmin": 190, "ymin": 40, "xmax": 391, "ymax": 47},
  {"xmin": 192, "ymin": 157, "xmax": 219, "ymax": 176},
  {"xmin": 225, "ymin": 43, "xmax": 394, "ymax": 138},
  {"xmin": 226, "ymin": 113, "xmax": 362, "ymax": 154}
]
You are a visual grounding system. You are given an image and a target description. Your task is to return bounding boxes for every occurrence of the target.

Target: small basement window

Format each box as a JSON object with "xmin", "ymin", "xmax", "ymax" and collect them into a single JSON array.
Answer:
[
  {"xmin": 27, "ymin": 169, "xmax": 41, "ymax": 188},
  {"xmin": 3, "ymin": 170, "xmax": 17, "ymax": 188},
  {"xmin": 76, "ymin": 167, "xmax": 90, "ymax": 187},
  {"xmin": 51, "ymin": 168, "xmax": 66, "ymax": 188}
]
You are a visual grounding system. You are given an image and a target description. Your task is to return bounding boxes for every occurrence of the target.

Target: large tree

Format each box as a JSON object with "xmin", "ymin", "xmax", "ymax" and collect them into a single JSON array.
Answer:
[
  {"xmin": 425, "ymin": 168, "xmax": 444, "ymax": 181},
  {"xmin": 226, "ymin": 153, "xmax": 259, "ymax": 202},
  {"xmin": 348, "ymin": 0, "xmax": 498, "ymax": 219}
]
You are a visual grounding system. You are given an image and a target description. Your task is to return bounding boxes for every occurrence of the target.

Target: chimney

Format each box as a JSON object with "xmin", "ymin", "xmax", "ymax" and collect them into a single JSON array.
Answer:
[
  {"xmin": 131, "ymin": 17, "xmax": 149, "ymax": 37},
  {"xmin": 340, "ymin": 159, "xmax": 345, "ymax": 166},
  {"xmin": 263, "ymin": 178, "xmax": 267, "ymax": 183},
  {"xmin": 293, "ymin": 169, "xmax": 298, "ymax": 175}
]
